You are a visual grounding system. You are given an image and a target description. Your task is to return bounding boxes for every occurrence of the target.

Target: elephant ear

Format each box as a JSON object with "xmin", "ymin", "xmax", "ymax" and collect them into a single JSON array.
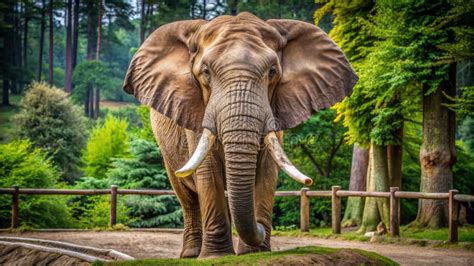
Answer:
[
  {"xmin": 123, "ymin": 20, "xmax": 206, "ymax": 131},
  {"xmin": 267, "ymin": 19, "xmax": 358, "ymax": 130}
]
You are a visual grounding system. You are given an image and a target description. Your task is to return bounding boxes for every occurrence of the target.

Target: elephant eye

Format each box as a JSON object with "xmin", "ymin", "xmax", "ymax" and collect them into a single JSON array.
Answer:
[
  {"xmin": 269, "ymin": 65, "xmax": 277, "ymax": 79},
  {"xmin": 202, "ymin": 64, "xmax": 211, "ymax": 81}
]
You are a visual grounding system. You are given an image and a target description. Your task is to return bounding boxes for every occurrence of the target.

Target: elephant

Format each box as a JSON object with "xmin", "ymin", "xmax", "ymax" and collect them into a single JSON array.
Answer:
[{"xmin": 123, "ymin": 12, "xmax": 357, "ymax": 259}]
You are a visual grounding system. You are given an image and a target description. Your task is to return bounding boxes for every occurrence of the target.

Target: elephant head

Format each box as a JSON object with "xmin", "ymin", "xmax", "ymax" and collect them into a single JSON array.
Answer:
[{"xmin": 123, "ymin": 13, "xmax": 357, "ymax": 247}]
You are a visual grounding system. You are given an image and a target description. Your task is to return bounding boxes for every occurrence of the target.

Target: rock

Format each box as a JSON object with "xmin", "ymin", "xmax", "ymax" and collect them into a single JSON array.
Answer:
[
  {"xmin": 364, "ymin": 231, "xmax": 376, "ymax": 237},
  {"xmin": 377, "ymin": 222, "xmax": 387, "ymax": 235}
]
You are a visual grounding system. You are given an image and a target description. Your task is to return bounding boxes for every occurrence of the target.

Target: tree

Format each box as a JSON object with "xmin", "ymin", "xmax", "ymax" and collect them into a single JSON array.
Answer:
[
  {"xmin": 64, "ymin": 0, "xmax": 73, "ymax": 93},
  {"xmin": 82, "ymin": 114, "xmax": 130, "ymax": 179},
  {"xmin": 48, "ymin": 0, "xmax": 54, "ymax": 85},
  {"xmin": 342, "ymin": 144, "xmax": 368, "ymax": 227},
  {"xmin": 71, "ymin": 0, "xmax": 80, "ymax": 69},
  {"xmin": 37, "ymin": 0, "xmax": 46, "ymax": 82},
  {"xmin": 0, "ymin": 140, "xmax": 73, "ymax": 228},
  {"xmin": 14, "ymin": 82, "xmax": 88, "ymax": 182},
  {"xmin": 72, "ymin": 60, "xmax": 111, "ymax": 117},
  {"xmin": 108, "ymin": 139, "xmax": 182, "ymax": 228}
]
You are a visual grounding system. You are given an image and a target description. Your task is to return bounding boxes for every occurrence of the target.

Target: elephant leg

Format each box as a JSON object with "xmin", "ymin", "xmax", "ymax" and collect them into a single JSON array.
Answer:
[
  {"xmin": 236, "ymin": 146, "xmax": 278, "ymax": 255},
  {"xmin": 150, "ymin": 110, "xmax": 202, "ymax": 258},
  {"xmin": 163, "ymin": 160, "xmax": 203, "ymax": 258},
  {"xmin": 195, "ymin": 151, "xmax": 235, "ymax": 258}
]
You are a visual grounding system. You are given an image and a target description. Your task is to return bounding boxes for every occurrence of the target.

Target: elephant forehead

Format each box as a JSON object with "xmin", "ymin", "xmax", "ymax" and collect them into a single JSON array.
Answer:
[{"xmin": 193, "ymin": 12, "xmax": 284, "ymax": 53}]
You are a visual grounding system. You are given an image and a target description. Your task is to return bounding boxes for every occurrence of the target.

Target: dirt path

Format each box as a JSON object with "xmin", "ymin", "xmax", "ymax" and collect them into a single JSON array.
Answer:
[{"xmin": 1, "ymin": 231, "xmax": 473, "ymax": 265}]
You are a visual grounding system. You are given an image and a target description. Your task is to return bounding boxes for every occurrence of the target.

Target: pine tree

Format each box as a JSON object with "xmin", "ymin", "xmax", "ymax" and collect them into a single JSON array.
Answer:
[{"xmin": 108, "ymin": 139, "xmax": 183, "ymax": 228}]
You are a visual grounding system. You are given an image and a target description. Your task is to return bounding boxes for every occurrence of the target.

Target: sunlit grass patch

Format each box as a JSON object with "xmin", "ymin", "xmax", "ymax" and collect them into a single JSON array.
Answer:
[{"xmin": 98, "ymin": 246, "xmax": 397, "ymax": 266}]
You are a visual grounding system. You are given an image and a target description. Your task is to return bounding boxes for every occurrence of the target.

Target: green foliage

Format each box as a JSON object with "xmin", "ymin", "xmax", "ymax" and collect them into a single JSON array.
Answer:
[
  {"xmin": 82, "ymin": 115, "xmax": 130, "ymax": 179},
  {"xmin": 72, "ymin": 60, "xmax": 112, "ymax": 103},
  {"xmin": 0, "ymin": 140, "xmax": 73, "ymax": 228},
  {"xmin": 275, "ymin": 109, "xmax": 351, "ymax": 228},
  {"xmin": 73, "ymin": 195, "xmax": 135, "ymax": 228},
  {"xmin": 13, "ymin": 82, "xmax": 88, "ymax": 182},
  {"xmin": 108, "ymin": 139, "xmax": 182, "ymax": 228},
  {"xmin": 134, "ymin": 105, "xmax": 155, "ymax": 142}
]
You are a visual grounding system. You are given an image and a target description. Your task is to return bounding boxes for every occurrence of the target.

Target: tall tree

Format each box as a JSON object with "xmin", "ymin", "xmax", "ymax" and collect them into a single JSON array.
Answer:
[
  {"xmin": 94, "ymin": 0, "xmax": 103, "ymax": 119},
  {"xmin": 37, "ymin": 0, "xmax": 46, "ymax": 81},
  {"xmin": 414, "ymin": 65, "xmax": 457, "ymax": 227},
  {"xmin": 71, "ymin": 0, "xmax": 79, "ymax": 69},
  {"xmin": 342, "ymin": 144, "xmax": 369, "ymax": 227},
  {"xmin": 64, "ymin": 0, "xmax": 73, "ymax": 93},
  {"xmin": 85, "ymin": 0, "xmax": 94, "ymax": 117},
  {"xmin": 48, "ymin": 0, "xmax": 54, "ymax": 85},
  {"xmin": 140, "ymin": 0, "xmax": 145, "ymax": 44}
]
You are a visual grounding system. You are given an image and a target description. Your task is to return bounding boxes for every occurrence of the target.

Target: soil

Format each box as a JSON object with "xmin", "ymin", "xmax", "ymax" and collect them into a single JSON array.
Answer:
[{"xmin": 1, "ymin": 231, "xmax": 473, "ymax": 265}]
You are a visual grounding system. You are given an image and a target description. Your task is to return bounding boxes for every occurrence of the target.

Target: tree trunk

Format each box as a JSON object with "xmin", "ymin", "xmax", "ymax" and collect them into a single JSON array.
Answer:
[
  {"xmin": 96, "ymin": 0, "xmax": 102, "ymax": 60},
  {"xmin": 64, "ymin": 0, "xmax": 73, "ymax": 93},
  {"xmin": 85, "ymin": 0, "xmax": 94, "ymax": 118},
  {"xmin": 2, "ymin": 2, "xmax": 14, "ymax": 105},
  {"xmin": 71, "ymin": 0, "xmax": 79, "ymax": 69},
  {"xmin": 37, "ymin": 0, "xmax": 46, "ymax": 81},
  {"xmin": 23, "ymin": 6, "xmax": 28, "ymax": 71},
  {"xmin": 229, "ymin": 0, "xmax": 237, "ymax": 15},
  {"xmin": 140, "ymin": 0, "xmax": 145, "ymax": 44},
  {"xmin": 388, "ymin": 126, "xmax": 403, "ymax": 188},
  {"xmin": 412, "ymin": 64, "xmax": 456, "ymax": 228},
  {"xmin": 342, "ymin": 144, "xmax": 369, "ymax": 227},
  {"xmin": 86, "ymin": 0, "xmax": 94, "ymax": 60},
  {"xmin": 358, "ymin": 142, "xmax": 390, "ymax": 233},
  {"xmin": 11, "ymin": 3, "xmax": 20, "ymax": 94},
  {"xmin": 48, "ymin": 0, "xmax": 54, "ymax": 86},
  {"xmin": 94, "ymin": 87, "xmax": 100, "ymax": 118}
]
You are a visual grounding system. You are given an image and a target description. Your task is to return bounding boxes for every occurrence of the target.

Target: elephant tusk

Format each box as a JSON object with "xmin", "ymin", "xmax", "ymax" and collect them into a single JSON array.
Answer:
[
  {"xmin": 175, "ymin": 128, "xmax": 216, "ymax": 178},
  {"xmin": 264, "ymin": 132, "xmax": 313, "ymax": 186}
]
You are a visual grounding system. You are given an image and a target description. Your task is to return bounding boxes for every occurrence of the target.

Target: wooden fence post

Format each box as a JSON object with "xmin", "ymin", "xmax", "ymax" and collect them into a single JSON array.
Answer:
[
  {"xmin": 331, "ymin": 186, "xmax": 341, "ymax": 234},
  {"xmin": 11, "ymin": 185, "xmax": 19, "ymax": 229},
  {"xmin": 300, "ymin": 188, "xmax": 310, "ymax": 232},
  {"xmin": 449, "ymin": 189, "xmax": 459, "ymax": 243},
  {"xmin": 110, "ymin": 185, "xmax": 118, "ymax": 226},
  {"xmin": 390, "ymin": 187, "xmax": 400, "ymax": 237}
]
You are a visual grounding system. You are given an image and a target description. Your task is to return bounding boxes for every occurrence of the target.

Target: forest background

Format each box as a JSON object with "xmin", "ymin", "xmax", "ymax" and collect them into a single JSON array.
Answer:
[{"xmin": 0, "ymin": 0, "xmax": 473, "ymax": 234}]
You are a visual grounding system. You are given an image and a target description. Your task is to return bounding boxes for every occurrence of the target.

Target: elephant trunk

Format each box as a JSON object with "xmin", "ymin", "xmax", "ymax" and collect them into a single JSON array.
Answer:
[
  {"xmin": 223, "ymin": 131, "xmax": 265, "ymax": 246},
  {"xmin": 219, "ymin": 80, "xmax": 267, "ymax": 246}
]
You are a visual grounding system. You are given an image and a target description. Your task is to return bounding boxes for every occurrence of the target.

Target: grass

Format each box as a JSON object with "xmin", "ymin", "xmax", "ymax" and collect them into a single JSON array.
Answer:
[
  {"xmin": 271, "ymin": 225, "xmax": 474, "ymax": 248},
  {"xmin": 0, "ymin": 95, "xmax": 22, "ymax": 143},
  {"xmin": 97, "ymin": 246, "xmax": 397, "ymax": 266}
]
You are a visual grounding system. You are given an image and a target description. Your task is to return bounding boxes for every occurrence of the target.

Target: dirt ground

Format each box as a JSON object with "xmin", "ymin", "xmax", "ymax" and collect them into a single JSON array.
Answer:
[{"xmin": 1, "ymin": 231, "xmax": 473, "ymax": 265}]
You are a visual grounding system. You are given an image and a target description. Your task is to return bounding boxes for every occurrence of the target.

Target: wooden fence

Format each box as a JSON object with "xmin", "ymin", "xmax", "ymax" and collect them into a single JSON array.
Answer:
[{"xmin": 1, "ymin": 185, "xmax": 473, "ymax": 243}]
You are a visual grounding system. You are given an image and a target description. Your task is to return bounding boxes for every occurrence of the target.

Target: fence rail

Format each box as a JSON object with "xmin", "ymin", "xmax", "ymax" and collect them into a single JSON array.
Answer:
[{"xmin": 1, "ymin": 185, "xmax": 472, "ymax": 243}]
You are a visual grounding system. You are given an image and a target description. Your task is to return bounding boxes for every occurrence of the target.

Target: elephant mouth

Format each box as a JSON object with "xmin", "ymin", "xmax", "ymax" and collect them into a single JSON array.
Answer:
[{"xmin": 175, "ymin": 128, "xmax": 313, "ymax": 186}]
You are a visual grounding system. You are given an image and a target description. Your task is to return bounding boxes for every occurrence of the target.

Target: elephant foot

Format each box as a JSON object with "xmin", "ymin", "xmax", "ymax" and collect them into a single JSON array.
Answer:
[
  {"xmin": 198, "ymin": 244, "xmax": 235, "ymax": 259},
  {"xmin": 236, "ymin": 238, "xmax": 271, "ymax": 255},
  {"xmin": 180, "ymin": 246, "xmax": 201, "ymax": 258}
]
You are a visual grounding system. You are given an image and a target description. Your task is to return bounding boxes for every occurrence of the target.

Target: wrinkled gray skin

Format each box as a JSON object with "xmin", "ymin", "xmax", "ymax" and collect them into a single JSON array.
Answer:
[{"xmin": 124, "ymin": 13, "xmax": 357, "ymax": 258}]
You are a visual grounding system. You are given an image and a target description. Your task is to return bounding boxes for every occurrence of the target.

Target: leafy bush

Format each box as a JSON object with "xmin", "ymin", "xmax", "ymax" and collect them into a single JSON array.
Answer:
[
  {"xmin": 107, "ymin": 138, "xmax": 182, "ymax": 228},
  {"xmin": 73, "ymin": 195, "xmax": 135, "ymax": 228},
  {"xmin": 82, "ymin": 115, "xmax": 130, "ymax": 179},
  {"xmin": 14, "ymin": 82, "xmax": 88, "ymax": 182},
  {"xmin": 0, "ymin": 140, "xmax": 73, "ymax": 228}
]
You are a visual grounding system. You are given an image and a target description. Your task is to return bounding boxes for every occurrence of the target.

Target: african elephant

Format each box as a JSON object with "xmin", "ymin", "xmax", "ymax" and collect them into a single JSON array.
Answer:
[{"xmin": 123, "ymin": 12, "xmax": 357, "ymax": 258}]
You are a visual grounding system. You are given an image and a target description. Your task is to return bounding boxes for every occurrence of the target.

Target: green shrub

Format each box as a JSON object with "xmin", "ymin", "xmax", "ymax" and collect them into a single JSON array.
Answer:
[
  {"xmin": 73, "ymin": 195, "xmax": 135, "ymax": 228},
  {"xmin": 14, "ymin": 82, "xmax": 88, "ymax": 182},
  {"xmin": 0, "ymin": 140, "xmax": 73, "ymax": 228},
  {"xmin": 82, "ymin": 115, "xmax": 130, "ymax": 179},
  {"xmin": 107, "ymin": 138, "xmax": 182, "ymax": 228}
]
